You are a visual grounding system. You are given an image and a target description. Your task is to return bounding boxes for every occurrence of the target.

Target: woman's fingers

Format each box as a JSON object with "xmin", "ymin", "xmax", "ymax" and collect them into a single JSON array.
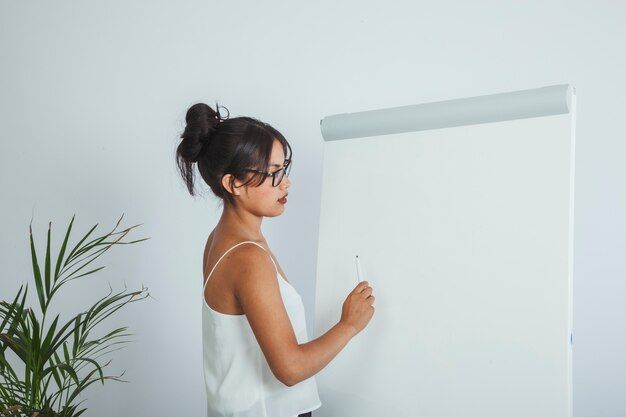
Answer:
[
  {"xmin": 354, "ymin": 282, "xmax": 373, "ymax": 301},
  {"xmin": 360, "ymin": 286, "xmax": 373, "ymax": 299},
  {"xmin": 354, "ymin": 280, "xmax": 369, "ymax": 293}
]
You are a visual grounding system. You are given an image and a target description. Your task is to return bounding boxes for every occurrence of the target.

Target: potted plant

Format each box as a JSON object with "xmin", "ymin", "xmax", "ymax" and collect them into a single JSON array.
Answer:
[{"xmin": 0, "ymin": 215, "xmax": 149, "ymax": 417}]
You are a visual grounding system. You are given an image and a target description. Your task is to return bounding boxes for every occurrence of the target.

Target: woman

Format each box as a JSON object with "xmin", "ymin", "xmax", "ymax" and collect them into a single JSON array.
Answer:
[{"xmin": 176, "ymin": 103, "xmax": 375, "ymax": 417}]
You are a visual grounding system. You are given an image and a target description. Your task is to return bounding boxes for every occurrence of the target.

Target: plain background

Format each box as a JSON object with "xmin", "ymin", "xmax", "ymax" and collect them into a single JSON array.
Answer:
[{"xmin": 0, "ymin": 1, "xmax": 624, "ymax": 416}]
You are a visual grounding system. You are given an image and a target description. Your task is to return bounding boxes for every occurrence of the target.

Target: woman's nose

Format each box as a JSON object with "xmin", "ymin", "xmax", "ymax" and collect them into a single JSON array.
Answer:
[{"xmin": 281, "ymin": 176, "xmax": 292, "ymax": 189}]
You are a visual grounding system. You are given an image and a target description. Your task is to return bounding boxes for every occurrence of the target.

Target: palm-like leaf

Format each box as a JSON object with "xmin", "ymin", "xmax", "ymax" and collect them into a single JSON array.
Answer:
[{"xmin": 0, "ymin": 215, "xmax": 148, "ymax": 416}]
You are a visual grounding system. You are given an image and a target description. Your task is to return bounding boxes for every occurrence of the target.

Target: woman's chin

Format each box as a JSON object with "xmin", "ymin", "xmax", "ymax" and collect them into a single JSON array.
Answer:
[{"xmin": 266, "ymin": 204, "xmax": 286, "ymax": 217}]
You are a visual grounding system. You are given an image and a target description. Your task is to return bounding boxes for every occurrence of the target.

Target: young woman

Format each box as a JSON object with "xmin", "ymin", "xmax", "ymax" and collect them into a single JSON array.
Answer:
[{"xmin": 176, "ymin": 103, "xmax": 375, "ymax": 417}]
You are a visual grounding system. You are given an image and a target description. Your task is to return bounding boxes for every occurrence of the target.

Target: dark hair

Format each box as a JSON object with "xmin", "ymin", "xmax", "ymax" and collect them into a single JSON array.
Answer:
[{"xmin": 176, "ymin": 103, "xmax": 292, "ymax": 205}]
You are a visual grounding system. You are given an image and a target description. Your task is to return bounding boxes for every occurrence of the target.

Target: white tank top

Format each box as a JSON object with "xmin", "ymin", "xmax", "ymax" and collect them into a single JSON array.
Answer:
[{"xmin": 202, "ymin": 241, "xmax": 321, "ymax": 417}]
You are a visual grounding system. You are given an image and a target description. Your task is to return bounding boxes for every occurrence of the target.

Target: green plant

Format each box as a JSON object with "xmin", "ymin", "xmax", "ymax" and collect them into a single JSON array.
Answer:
[{"xmin": 0, "ymin": 215, "xmax": 149, "ymax": 417}]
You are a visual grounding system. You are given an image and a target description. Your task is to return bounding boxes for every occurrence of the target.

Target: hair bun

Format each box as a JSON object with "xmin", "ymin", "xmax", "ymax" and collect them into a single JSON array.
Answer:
[{"xmin": 179, "ymin": 103, "xmax": 223, "ymax": 162}]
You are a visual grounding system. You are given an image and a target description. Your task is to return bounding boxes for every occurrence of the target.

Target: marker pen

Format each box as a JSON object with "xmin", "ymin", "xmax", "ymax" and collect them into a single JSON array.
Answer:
[{"xmin": 356, "ymin": 255, "xmax": 363, "ymax": 283}]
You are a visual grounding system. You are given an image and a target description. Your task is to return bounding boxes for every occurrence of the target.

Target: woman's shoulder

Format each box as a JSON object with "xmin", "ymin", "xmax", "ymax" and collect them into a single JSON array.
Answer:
[
  {"xmin": 208, "ymin": 235, "xmax": 272, "ymax": 273},
  {"xmin": 223, "ymin": 240, "xmax": 273, "ymax": 271}
]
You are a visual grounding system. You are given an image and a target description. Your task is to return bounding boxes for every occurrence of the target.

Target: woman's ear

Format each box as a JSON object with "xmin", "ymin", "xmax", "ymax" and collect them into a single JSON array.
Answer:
[{"xmin": 222, "ymin": 174, "xmax": 241, "ymax": 196}]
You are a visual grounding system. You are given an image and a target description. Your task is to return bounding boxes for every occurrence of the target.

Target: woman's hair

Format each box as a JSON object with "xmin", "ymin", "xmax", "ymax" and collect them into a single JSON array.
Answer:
[{"xmin": 176, "ymin": 103, "xmax": 292, "ymax": 205}]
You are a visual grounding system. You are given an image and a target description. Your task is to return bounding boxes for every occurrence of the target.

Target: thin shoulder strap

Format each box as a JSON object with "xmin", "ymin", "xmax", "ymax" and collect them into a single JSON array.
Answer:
[{"xmin": 203, "ymin": 241, "xmax": 278, "ymax": 290}]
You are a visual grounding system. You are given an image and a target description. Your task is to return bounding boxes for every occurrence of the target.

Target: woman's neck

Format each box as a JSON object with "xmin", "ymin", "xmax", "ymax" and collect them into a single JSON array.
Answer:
[{"xmin": 217, "ymin": 204, "xmax": 264, "ymax": 241}]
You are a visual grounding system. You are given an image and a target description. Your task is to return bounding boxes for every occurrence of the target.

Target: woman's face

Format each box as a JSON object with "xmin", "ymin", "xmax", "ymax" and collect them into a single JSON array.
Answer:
[{"xmin": 237, "ymin": 139, "xmax": 291, "ymax": 218}]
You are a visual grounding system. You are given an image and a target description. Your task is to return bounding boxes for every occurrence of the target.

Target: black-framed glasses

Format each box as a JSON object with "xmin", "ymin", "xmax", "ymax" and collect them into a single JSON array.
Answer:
[{"xmin": 244, "ymin": 159, "xmax": 292, "ymax": 187}]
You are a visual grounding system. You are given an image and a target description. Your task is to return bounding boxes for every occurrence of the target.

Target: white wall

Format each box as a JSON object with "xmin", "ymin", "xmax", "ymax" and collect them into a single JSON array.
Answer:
[{"xmin": 0, "ymin": 1, "xmax": 624, "ymax": 416}]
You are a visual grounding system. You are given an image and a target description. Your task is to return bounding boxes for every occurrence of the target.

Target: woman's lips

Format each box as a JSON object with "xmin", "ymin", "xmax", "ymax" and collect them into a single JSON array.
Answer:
[{"xmin": 278, "ymin": 194, "xmax": 288, "ymax": 204}]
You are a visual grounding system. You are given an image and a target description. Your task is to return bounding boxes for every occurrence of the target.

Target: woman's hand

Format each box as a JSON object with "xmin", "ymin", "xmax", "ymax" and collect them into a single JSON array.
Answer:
[{"xmin": 340, "ymin": 280, "xmax": 375, "ymax": 336}]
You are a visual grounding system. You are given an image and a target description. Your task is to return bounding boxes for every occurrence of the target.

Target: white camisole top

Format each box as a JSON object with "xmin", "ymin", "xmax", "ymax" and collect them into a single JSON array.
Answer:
[{"xmin": 202, "ymin": 241, "xmax": 321, "ymax": 417}]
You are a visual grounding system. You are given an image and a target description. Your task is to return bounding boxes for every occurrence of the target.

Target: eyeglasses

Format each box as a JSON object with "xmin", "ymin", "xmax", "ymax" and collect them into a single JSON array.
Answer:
[{"xmin": 244, "ymin": 159, "xmax": 291, "ymax": 187}]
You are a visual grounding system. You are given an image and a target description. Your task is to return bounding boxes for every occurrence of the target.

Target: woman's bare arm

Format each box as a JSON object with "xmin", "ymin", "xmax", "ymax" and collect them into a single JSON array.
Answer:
[{"xmin": 231, "ymin": 245, "xmax": 374, "ymax": 386}]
